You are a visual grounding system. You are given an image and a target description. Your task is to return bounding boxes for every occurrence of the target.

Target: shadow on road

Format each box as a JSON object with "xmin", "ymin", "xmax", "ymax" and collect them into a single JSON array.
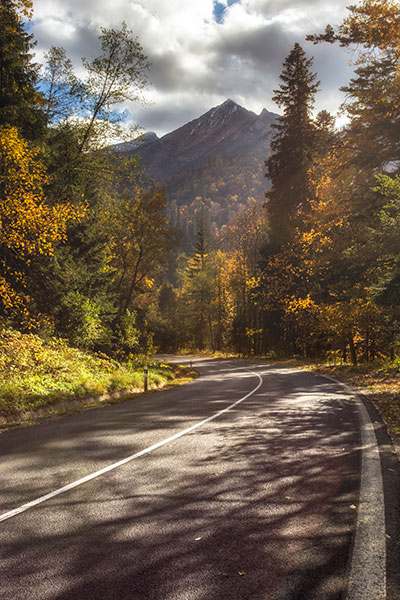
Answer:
[{"xmin": 0, "ymin": 367, "xmax": 361, "ymax": 600}]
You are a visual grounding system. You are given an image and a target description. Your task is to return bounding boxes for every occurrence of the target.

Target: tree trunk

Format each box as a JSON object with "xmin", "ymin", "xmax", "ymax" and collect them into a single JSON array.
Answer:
[{"xmin": 349, "ymin": 336, "xmax": 357, "ymax": 366}]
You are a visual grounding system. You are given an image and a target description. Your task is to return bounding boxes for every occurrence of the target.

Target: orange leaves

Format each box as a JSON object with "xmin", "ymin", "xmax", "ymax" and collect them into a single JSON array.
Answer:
[{"xmin": 284, "ymin": 294, "xmax": 319, "ymax": 316}]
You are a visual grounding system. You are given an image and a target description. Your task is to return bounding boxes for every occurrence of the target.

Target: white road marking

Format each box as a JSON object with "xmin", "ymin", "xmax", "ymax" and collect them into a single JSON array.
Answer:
[
  {"xmin": 321, "ymin": 375, "xmax": 386, "ymax": 600},
  {"xmin": 0, "ymin": 370, "xmax": 263, "ymax": 524}
]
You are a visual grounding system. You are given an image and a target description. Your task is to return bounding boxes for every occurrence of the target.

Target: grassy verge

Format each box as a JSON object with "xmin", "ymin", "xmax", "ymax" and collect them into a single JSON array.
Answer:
[{"xmin": 0, "ymin": 329, "xmax": 197, "ymax": 427}]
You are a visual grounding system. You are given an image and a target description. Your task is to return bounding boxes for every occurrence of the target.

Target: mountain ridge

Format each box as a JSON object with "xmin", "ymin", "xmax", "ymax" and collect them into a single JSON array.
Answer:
[
  {"xmin": 125, "ymin": 99, "xmax": 278, "ymax": 180},
  {"xmin": 120, "ymin": 99, "xmax": 278, "ymax": 244}
]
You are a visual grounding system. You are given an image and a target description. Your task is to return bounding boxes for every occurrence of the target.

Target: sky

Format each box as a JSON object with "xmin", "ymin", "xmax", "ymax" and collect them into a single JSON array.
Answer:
[{"xmin": 30, "ymin": 0, "xmax": 356, "ymax": 137}]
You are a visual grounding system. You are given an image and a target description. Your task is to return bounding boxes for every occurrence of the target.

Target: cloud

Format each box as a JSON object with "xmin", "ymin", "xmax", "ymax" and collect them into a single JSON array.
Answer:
[
  {"xmin": 133, "ymin": 93, "xmax": 217, "ymax": 136},
  {"xmin": 30, "ymin": 0, "xmax": 353, "ymax": 137}
]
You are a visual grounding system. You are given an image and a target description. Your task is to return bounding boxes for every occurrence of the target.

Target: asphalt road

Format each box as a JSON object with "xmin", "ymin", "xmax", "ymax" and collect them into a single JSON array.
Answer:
[{"xmin": 0, "ymin": 357, "xmax": 399, "ymax": 600}]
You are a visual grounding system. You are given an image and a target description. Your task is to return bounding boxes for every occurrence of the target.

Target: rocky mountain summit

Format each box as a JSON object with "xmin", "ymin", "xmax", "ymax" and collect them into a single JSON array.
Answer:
[
  {"xmin": 118, "ymin": 100, "xmax": 278, "ymax": 243},
  {"xmin": 124, "ymin": 99, "xmax": 277, "ymax": 181}
]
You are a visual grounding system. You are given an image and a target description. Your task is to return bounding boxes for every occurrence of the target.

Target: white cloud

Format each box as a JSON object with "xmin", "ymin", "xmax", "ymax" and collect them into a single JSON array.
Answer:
[{"xmin": 30, "ymin": 0, "xmax": 353, "ymax": 137}]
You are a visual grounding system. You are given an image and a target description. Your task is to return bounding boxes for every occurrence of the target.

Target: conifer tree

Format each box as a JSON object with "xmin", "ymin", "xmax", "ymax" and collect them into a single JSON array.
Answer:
[
  {"xmin": 187, "ymin": 218, "xmax": 209, "ymax": 276},
  {"xmin": 0, "ymin": 0, "xmax": 44, "ymax": 139},
  {"xmin": 265, "ymin": 43, "xmax": 320, "ymax": 248},
  {"xmin": 181, "ymin": 219, "xmax": 214, "ymax": 349},
  {"xmin": 308, "ymin": 0, "xmax": 400, "ymax": 170}
]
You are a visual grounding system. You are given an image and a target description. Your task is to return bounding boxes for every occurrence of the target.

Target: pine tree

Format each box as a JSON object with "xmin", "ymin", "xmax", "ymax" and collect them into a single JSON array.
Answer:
[
  {"xmin": 188, "ymin": 218, "xmax": 209, "ymax": 275},
  {"xmin": 265, "ymin": 43, "xmax": 320, "ymax": 248},
  {"xmin": 308, "ymin": 0, "xmax": 400, "ymax": 170},
  {"xmin": 0, "ymin": 0, "xmax": 44, "ymax": 139}
]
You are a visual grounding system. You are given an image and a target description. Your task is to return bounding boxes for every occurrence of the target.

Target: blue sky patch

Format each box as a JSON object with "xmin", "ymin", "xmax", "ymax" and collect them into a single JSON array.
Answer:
[{"xmin": 213, "ymin": 0, "xmax": 240, "ymax": 24}]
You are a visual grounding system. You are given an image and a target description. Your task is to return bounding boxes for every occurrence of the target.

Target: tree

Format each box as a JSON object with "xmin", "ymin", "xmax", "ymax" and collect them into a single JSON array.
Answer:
[
  {"xmin": 186, "ymin": 216, "xmax": 209, "ymax": 276},
  {"xmin": 0, "ymin": 126, "xmax": 86, "ymax": 328},
  {"xmin": 41, "ymin": 46, "xmax": 82, "ymax": 125},
  {"xmin": 221, "ymin": 204, "xmax": 268, "ymax": 354},
  {"xmin": 314, "ymin": 110, "xmax": 337, "ymax": 157},
  {"xmin": 369, "ymin": 175, "xmax": 400, "ymax": 308},
  {"xmin": 28, "ymin": 23, "xmax": 152, "ymax": 349},
  {"xmin": 79, "ymin": 22, "xmax": 150, "ymax": 152},
  {"xmin": 308, "ymin": 0, "xmax": 400, "ymax": 170},
  {"xmin": 179, "ymin": 222, "xmax": 216, "ymax": 350},
  {"xmin": 265, "ymin": 43, "xmax": 320, "ymax": 247},
  {"xmin": 102, "ymin": 186, "xmax": 177, "ymax": 319},
  {"xmin": 0, "ymin": 0, "xmax": 44, "ymax": 139}
]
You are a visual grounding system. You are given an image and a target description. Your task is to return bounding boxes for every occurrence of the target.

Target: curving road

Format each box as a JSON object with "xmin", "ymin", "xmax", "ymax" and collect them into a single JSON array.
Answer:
[{"xmin": 0, "ymin": 357, "xmax": 398, "ymax": 600}]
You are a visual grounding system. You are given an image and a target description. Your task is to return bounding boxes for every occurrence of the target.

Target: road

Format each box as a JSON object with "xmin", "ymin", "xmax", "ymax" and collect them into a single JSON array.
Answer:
[{"xmin": 0, "ymin": 357, "xmax": 398, "ymax": 600}]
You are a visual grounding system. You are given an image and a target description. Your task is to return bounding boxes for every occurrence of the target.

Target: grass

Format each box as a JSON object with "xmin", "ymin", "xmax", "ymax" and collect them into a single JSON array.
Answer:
[{"xmin": 0, "ymin": 329, "xmax": 196, "ymax": 421}]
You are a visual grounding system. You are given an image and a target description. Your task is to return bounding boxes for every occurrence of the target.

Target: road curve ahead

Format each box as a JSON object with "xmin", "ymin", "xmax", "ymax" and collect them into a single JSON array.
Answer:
[{"xmin": 0, "ymin": 357, "xmax": 398, "ymax": 600}]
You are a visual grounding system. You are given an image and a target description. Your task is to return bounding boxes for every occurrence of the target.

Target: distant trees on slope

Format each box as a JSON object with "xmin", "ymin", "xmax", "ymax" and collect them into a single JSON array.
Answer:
[
  {"xmin": 3, "ymin": 0, "xmax": 400, "ymax": 365},
  {"xmin": 156, "ymin": 0, "xmax": 400, "ymax": 363}
]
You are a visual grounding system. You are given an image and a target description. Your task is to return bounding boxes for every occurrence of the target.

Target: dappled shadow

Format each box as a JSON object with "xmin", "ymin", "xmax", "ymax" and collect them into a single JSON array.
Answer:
[
  {"xmin": 0, "ymin": 363, "xmax": 361, "ymax": 600},
  {"xmin": 0, "ymin": 360, "xmax": 262, "ymax": 508}
]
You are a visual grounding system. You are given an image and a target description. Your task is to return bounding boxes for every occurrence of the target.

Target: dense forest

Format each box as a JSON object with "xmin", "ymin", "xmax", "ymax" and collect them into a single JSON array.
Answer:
[
  {"xmin": 2, "ymin": 0, "xmax": 400, "ymax": 368},
  {"xmin": 164, "ymin": 152, "xmax": 267, "ymax": 250}
]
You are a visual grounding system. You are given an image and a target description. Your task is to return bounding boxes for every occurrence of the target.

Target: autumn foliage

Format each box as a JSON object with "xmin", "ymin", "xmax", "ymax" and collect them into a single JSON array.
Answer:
[
  {"xmin": 0, "ymin": 125, "xmax": 87, "ymax": 327},
  {"xmin": 3, "ymin": 0, "xmax": 400, "ymax": 366}
]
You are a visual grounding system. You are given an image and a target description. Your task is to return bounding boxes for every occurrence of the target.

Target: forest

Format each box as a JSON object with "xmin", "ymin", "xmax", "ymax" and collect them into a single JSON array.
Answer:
[{"xmin": 2, "ymin": 0, "xmax": 400, "ymax": 371}]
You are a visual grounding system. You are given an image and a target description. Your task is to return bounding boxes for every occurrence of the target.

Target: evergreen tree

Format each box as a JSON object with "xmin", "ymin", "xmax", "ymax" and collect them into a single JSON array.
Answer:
[
  {"xmin": 0, "ymin": 0, "xmax": 44, "ymax": 139},
  {"xmin": 181, "ymin": 220, "xmax": 214, "ymax": 349},
  {"xmin": 265, "ymin": 43, "xmax": 320, "ymax": 248},
  {"xmin": 187, "ymin": 218, "xmax": 209, "ymax": 276},
  {"xmin": 308, "ymin": 0, "xmax": 400, "ymax": 170}
]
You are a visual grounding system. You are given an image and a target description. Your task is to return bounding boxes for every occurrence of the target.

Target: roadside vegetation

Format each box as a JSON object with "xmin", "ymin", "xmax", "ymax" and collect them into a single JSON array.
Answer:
[
  {"xmin": 0, "ymin": 328, "xmax": 195, "ymax": 423},
  {"xmin": 1, "ymin": 0, "xmax": 400, "ymax": 442}
]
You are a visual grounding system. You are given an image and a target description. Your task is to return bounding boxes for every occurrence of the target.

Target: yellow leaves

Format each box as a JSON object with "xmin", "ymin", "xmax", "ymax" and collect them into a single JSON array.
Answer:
[
  {"xmin": 300, "ymin": 229, "xmax": 317, "ymax": 246},
  {"xmin": 0, "ymin": 126, "xmax": 87, "ymax": 257},
  {"xmin": 342, "ymin": 0, "xmax": 400, "ymax": 58},
  {"xmin": 0, "ymin": 126, "xmax": 87, "ymax": 324},
  {"xmin": 284, "ymin": 295, "xmax": 319, "ymax": 316},
  {"xmin": 143, "ymin": 277, "xmax": 154, "ymax": 290},
  {"xmin": 246, "ymin": 276, "xmax": 260, "ymax": 290},
  {"xmin": 246, "ymin": 328, "xmax": 263, "ymax": 339}
]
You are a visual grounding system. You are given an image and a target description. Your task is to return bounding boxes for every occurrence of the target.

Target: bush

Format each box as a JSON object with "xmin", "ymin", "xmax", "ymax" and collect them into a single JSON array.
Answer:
[{"xmin": 58, "ymin": 291, "xmax": 105, "ymax": 349}]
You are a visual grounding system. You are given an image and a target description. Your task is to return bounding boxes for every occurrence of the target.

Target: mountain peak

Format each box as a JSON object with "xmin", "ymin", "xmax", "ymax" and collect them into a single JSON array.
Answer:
[
  {"xmin": 119, "ymin": 100, "xmax": 278, "ymax": 180},
  {"xmin": 221, "ymin": 98, "xmax": 238, "ymax": 107},
  {"xmin": 214, "ymin": 98, "xmax": 245, "ymax": 114},
  {"xmin": 196, "ymin": 98, "xmax": 248, "ymax": 131}
]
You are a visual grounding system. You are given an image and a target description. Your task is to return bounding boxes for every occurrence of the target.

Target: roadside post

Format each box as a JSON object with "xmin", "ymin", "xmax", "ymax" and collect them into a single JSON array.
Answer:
[{"xmin": 144, "ymin": 365, "xmax": 148, "ymax": 392}]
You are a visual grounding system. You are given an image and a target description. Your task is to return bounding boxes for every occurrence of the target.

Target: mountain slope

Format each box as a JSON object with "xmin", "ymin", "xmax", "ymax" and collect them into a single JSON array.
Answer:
[
  {"xmin": 132, "ymin": 99, "xmax": 276, "ymax": 181},
  {"xmin": 122, "ymin": 99, "xmax": 278, "ymax": 245}
]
